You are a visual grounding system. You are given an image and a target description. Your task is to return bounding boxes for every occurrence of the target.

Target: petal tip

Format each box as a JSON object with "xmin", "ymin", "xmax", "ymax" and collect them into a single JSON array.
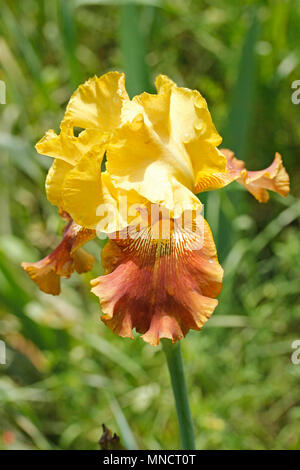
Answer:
[{"xmin": 22, "ymin": 261, "xmax": 61, "ymax": 295}]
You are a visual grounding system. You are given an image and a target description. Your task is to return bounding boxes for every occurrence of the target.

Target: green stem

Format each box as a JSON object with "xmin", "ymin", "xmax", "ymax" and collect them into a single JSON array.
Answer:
[{"xmin": 162, "ymin": 340, "xmax": 196, "ymax": 450}]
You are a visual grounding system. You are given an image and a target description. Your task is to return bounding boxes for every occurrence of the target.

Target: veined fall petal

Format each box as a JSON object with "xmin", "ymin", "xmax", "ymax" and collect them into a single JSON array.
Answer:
[
  {"xmin": 91, "ymin": 210, "xmax": 223, "ymax": 345},
  {"xmin": 22, "ymin": 213, "xmax": 95, "ymax": 295}
]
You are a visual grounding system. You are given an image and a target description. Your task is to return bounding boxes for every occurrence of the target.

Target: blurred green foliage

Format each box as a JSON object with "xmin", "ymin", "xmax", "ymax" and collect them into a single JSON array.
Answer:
[{"xmin": 0, "ymin": 0, "xmax": 299, "ymax": 450}]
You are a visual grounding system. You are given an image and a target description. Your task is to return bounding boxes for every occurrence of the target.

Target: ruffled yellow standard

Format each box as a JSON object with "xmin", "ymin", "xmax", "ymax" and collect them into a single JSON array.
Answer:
[{"xmin": 22, "ymin": 71, "xmax": 290, "ymax": 344}]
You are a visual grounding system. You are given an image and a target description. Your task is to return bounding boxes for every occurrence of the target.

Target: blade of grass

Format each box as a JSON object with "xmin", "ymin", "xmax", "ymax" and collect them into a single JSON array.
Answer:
[
  {"xmin": 221, "ymin": 199, "xmax": 300, "ymax": 313},
  {"xmin": 57, "ymin": 0, "xmax": 82, "ymax": 89},
  {"xmin": 0, "ymin": 38, "xmax": 28, "ymax": 116},
  {"xmin": 0, "ymin": 4, "xmax": 51, "ymax": 106},
  {"xmin": 76, "ymin": 0, "xmax": 161, "ymax": 7},
  {"xmin": 109, "ymin": 395, "xmax": 139, "ymax": 450},
  {"xmin": 0, "ymin": 132, "xmax": 44, "ymax": 182},
  {"xmin": 217, "ymin": 11, "xmax": 260, "ymax": 260},
  {"xmin": 119, "ymin": 3, "xmax": 153, "ymax": 96},
  {"xmin": 82, "ymin": 333, "xmax": 147, "ymax": 379},
  {"xmin": 223, "ymin": 12, "xmax": 260, "ymax": 159},
  {"xmin": 15, "ymin": 414, "xmax": 53, "ymax": 450}
]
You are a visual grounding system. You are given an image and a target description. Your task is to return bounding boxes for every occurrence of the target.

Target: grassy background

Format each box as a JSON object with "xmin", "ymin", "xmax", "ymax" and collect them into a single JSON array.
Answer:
[{"xmin": 0, "ymin": 0, "xmax": 300, "ymax": 450}]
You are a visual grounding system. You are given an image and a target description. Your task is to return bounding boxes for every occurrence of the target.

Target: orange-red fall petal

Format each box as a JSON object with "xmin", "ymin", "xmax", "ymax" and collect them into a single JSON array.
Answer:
[
  {"xmin": 22, "ymin": 215, "xmax": 95, "ymax": 295},
  {"xmin": 91, "ymin": 213, "xmax": 223, "ymax": 345}
]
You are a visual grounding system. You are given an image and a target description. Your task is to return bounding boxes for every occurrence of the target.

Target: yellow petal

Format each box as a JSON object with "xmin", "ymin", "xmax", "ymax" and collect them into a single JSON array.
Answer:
[
  {"xmin": 63, "ymin": 71, "xmax": 129, "ymax": 131},
  {"xmin": 99, "ymin": 172, "xmax": 149, "ymax": 233},
  {"xmin": 154, "ymin": 74, "xmax": 222, "ymax": 147},
  {"xmin": 36, "ymin": 122, "xmax": 105, "ymax": 165},
  {"xmin": 39, "ymin": 126, "xmax": 109, "ymax": 210},
  {"xmin": 106, "ymin": 114, "xmax": 201, "ymax": 218},
  {"xmin": 62, "ymin": 146, "xmax": 105, "ymax": 228},
  {"xmin": 133, "ymin": 74, "xmax": 227, "ymax": 193},
  {"xmin": 45, "ymin": 158, "xmax": 73, "ymax": 207},
  {"xmin": 194, "ymin": 148, "xmax": 232, "ymax": 193},
  {"xmin": 62, "ymin": 145, "xmax": 147, "ymax": 231}
]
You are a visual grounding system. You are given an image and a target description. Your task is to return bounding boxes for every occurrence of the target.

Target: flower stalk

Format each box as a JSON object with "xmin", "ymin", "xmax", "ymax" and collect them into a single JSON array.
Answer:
[{"xmin": 162, "ymin": 339, "xmax": 195, "ymax": 450}]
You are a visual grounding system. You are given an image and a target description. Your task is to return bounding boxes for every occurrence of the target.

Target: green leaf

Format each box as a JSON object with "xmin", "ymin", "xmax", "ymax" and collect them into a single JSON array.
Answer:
[{"xmin": 119, "ymin": 4, "xmax": 153, "ymax": 97}]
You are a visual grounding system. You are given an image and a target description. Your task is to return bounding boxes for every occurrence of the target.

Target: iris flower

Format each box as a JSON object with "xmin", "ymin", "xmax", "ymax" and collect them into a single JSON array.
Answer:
[{"xmin": 22, "ymin": 72, "xmax": 290, "ymax": 345}]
